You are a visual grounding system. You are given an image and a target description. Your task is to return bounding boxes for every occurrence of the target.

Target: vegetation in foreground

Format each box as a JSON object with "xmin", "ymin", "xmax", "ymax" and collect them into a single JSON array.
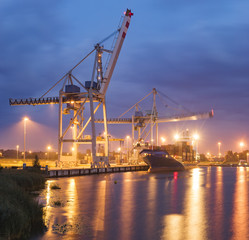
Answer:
[{"xmin": 0, "ymin": 167, "xmax": 46, "ymax": 239}]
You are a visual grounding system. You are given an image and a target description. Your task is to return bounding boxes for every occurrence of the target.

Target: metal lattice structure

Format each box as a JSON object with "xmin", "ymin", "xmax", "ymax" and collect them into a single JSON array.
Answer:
[{"xmin": 10, "ymin": 9, "xmax": 133, "ymax": 168}]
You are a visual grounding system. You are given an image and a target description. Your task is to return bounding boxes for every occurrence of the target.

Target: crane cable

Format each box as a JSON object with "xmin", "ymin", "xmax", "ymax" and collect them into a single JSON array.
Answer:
[
  {"xmin": 118, "ymin": 90, "xmax": 153, "ymax": 118},
  {"xmin": 157, "ymin": 90, "xmax": 191, "ymax": 113},
  {"xmin": 40, "ymin": 48, "xmax": 96, "ymax": 99}
]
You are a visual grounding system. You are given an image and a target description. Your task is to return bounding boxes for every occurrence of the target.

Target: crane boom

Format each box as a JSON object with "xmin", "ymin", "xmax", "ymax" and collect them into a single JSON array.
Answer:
[
  {"xmin": 94, "ymin": 110, "xmax": 214, "ymax": 124},
  {"xmin": 156, "ymin": 110, "xmax": 214, "ymax": 123},
  {"xmin": 99, "ymin": 9, "xmax": 133, "ymax": 96}
]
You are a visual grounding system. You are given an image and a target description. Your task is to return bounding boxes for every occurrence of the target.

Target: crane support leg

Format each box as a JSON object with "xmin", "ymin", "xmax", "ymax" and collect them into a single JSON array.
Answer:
[
  {"xmin": 132, "ymin": 115, "xmax": 134, "ymax": 146},
  {"xmin": 58, "ymin": 91, "xmax": 63, "ymax": 165},
  {"xmin": 89, "ymin": 90, "xmax": 97, "ymax": 166},
  {"xmin": 156, "ymin": 122, "xmax": 158, "ymax": 146},
  {"xmin": 150, "ymin": 121, "xmax": 153, "ymax": 146},
  {"xmin": 103, "ymin": 99, "xmax": 109, "ymax": 159},
  {"xmin": 72, "ymin": 110, "xmax": 77, "ymax": 162}
]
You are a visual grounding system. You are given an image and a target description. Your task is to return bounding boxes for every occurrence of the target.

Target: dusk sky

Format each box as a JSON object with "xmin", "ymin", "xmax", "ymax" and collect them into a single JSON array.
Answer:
[{"xmin": 1, "ymin": 0, "xmax": 249, "ymax": 155}]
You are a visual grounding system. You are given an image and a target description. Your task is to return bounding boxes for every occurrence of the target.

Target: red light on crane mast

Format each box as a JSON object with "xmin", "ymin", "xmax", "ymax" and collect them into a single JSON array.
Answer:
[
  {"xmin": 210, "ymin": 109, "xmax": 214, "ymax": 117},
  {"xmin": 124, "ymin": 9, "xmax": 133, "ymax": 17}
]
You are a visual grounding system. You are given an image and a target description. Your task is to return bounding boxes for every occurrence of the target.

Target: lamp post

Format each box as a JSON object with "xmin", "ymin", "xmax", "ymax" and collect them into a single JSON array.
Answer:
[
  {"xmin": 47, "ymin": 146, "xmax": 51, "ymax": 160},
  {"xmin": 218, "ymin": 142, "xmax": 221, "ymax": 158},
  {"xmin": 16, "ymin": 145, "xmax": 19, "ymax": 159},
  {"xmin": 239, "ymin": 142, "xmax": 245, "ymax": 153},
  {"xmin": 161, "ymin": 137, "xmax": 166, "ymax": 145},
  {"xmin": 174, "ymin": 134, "xmax": 179, "ymax": 141},
  {"xmin": 23, "ymin": 117, "xmax": 29, "ymax": 160}
]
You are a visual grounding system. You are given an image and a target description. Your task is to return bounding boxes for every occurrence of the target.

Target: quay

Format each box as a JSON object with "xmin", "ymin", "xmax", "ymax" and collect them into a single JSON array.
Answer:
[{"xmin": 47, "ymin": 165, "xmax": 149, "ymax": 178}]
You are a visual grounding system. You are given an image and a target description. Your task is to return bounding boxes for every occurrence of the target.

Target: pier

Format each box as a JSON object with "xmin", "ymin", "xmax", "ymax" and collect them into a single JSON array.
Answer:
[{"xmin": 47, "ymin": 165, "xmax": 149, "ymax": 178}]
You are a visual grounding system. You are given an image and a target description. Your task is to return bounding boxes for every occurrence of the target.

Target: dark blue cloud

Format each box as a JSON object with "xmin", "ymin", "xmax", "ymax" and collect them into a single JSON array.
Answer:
[{"xmin": 1, "ymin": 0, "xmax": 249, "ymax": 153}]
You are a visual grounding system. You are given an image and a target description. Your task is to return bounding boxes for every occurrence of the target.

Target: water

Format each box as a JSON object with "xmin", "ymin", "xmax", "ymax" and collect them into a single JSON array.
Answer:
[{"xmin": 36, "ymin": 167, "xmax": 249, "ymax": 240}]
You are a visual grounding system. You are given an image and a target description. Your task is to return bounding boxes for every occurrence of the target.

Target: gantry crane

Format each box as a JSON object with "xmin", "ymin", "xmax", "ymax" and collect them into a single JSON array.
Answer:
[
  {"xmin": 95, "ymin": 88, "xmax": 214, "ymax": 147},
  {"xmin": 9, "ymin": 9, "xmax": 133, "ymax": 167}
]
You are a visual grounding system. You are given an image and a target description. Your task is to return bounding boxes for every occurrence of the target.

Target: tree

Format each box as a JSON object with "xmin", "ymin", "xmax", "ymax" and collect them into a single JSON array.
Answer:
[
  {"xmin": 33, "ymin": 155, "xmax": 41, "ymax": 168},
  {"xmin": 199, "ymin": 154, "xmax": 208, "ymax": 162},
  {"xmin": 224, "ymin": 151, "xmax": 238, "ymax": 163}
]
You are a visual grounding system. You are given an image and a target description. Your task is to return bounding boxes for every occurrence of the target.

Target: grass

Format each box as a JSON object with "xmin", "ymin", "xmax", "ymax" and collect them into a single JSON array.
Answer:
[{"xmin": 0, "ymin": 169, "xmax": 46, "ymax": 239}]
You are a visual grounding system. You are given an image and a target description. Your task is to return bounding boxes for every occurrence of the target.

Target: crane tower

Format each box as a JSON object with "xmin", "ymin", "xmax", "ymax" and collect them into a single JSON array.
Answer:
[{"xmin": 9, "ymin": 9, "xmax": 133, "ymax": 168}]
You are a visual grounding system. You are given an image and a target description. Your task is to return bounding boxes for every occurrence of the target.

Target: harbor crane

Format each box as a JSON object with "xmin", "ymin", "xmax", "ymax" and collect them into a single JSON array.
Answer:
[
  {"xmin": 10, "ymin": 9, "xmax": 133, "ymax": 167},
  {"xmin": 95, "ymin": 88, "xmax": 213, "ymax": 148}
]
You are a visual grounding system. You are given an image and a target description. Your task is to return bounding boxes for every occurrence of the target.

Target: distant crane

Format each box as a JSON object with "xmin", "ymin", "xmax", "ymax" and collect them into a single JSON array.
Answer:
[
  {"xmin": 95, "ymin": 88, "xmax": 213, "ymax": 148},
  {"xmin": 9, "ymin": 9, "xmax": 133, "ymax": 168}
]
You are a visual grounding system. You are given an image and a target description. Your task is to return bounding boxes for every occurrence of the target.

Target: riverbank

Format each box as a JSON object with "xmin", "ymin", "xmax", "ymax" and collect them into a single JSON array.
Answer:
[{"xmin": 0, "ymin": 169, "xmax": 46, "ymax": 239}]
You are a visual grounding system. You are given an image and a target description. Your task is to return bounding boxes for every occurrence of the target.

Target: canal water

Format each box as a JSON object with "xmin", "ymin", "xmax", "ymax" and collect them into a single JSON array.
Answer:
[{"xmin": 36, "ymin": 167, "xmax": 249, "ymax": 240}]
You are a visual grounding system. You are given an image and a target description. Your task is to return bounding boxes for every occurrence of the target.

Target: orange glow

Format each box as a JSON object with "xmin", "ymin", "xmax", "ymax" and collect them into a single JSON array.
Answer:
[
  {"xmin": 174, "ymin": 134, "xmax": 179, "ymax": 141},
  {"xmin": 239, "ymin": 142, "xmax": 245, "ymax": 147},
  {"xmin": 193, "ymin": 133, "xmax": 199, "ymax": 140}
]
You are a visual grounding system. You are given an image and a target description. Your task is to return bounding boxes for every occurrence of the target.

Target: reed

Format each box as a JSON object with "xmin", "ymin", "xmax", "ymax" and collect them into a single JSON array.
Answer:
[{"xmin": 0, "ymin": 169, "xmax": 46, "ymax": 239}]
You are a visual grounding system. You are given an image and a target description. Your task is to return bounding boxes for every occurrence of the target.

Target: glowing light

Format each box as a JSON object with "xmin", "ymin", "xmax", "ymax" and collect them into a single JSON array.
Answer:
[
  {"xmin": 193, "ymin": 134, "xmax": 199, "ymax": 140},
  {"xmin": 47, "ymin": 146, "xmax": 51, "ymax": 150},
  {"xmin": 23, "ymin": 117, "xmax": 29, "ymax": 121},
  {"xmin": 240, "ymin": 142, "xmax": 245, "ymax": 147},
  {"xmin": 161, "ymin": 137, "xmax": 166, "ymax": 143},
  {"xmin": 72, "ymin": 147, "xmax": 75, "ymax": 151},
  {"xmin": 126, "ymin": 135, "xmax": 130, "ymax": 139},
  {"xmin": 174, "ymin": 134, "xmax": 179, "ymax": 141},
  {"xmin": 117, "ymin": 147, "xmax": 121, "ymax": 152}
]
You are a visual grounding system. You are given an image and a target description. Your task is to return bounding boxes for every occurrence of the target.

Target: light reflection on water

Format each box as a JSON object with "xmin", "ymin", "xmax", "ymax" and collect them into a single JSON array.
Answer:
[
  {"xmin": 232, "ymin": 167, "xmax": 248, "ymax": 240},
  {"xmin": 36, "ymin": 167, "xmax": 249, "ymax": 240}
]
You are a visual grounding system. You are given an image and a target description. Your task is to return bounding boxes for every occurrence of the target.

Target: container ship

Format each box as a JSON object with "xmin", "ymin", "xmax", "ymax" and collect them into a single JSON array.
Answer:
[{"xmin": 140, "ymin": 149, "xmax": 185, "ymax": 172}]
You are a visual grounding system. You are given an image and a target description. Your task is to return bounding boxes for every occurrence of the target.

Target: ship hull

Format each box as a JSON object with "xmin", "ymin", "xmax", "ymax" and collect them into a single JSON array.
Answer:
[{"xmin": 143, "ymin": 155, "xmax": 185, "ymax": 172}]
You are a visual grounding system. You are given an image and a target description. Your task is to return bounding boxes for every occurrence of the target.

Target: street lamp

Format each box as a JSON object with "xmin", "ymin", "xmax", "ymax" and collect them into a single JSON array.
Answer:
[
  {"xmin": 47, "ymin": 146, "xmax": 51, "ymax": 160},
  {"xmin": 161, "ymin": 137, "xmax": 166, "ymax": 145},
  {"xmin": 23, "ymin": 117, "xmax": 29, "ymax": 160},
  {"xmin": 239, "ymin": 142, "xmax": 245, "ymax": 154},
  {"xmin": 218, "ymin": 142, "xmax": 221, "ymax": 158},
  {"xmin": 16, "ymin": 145, "xmax": 19, "ymax": 159},
  {"xmin": 174, "ymin": 134, "xmax": 179, "ymax": 141}
]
